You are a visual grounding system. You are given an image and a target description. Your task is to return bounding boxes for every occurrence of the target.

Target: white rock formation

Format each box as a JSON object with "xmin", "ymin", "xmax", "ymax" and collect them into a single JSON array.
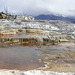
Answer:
[{"xmin": 0, "ymin": 70, "xmax": 74, "ymax": 75}]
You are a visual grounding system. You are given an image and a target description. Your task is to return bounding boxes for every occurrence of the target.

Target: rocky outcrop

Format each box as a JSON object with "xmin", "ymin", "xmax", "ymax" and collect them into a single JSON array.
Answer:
[
  {"xmin": 15, "ymin": 15, "xmax": 34, "ymax": 21},
  {"xmin": 0, "ymin": 19, "xmax": 74, "ymax": 42},
  {"xmin": 0, "ymin": 34, "xmax": 69, "ymax": 47},
  {"xmin": 0, "ymin": 12, "xmax": 7, "ymax": 19},
  {"xmin": 0, "ymin": 12, "xmax": 35, "ymax": 21}
]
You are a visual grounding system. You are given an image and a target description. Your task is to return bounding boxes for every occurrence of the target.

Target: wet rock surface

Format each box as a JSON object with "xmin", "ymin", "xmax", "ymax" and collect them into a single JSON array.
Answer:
[{"xmin": 0, "ymin": 19, "xmax": 75, "ymax": 73}]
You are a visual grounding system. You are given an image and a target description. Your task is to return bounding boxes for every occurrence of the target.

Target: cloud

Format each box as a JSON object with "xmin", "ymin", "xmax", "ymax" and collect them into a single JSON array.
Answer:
[{"xmin": 0, "ymin": 0, "xmax": 75, "ymax": 16}]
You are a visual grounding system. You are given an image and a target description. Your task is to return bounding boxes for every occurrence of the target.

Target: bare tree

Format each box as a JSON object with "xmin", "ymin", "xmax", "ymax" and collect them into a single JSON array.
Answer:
[{"xmin": 4, "ymin": 7, "xmax": 8, "ymax": 19}]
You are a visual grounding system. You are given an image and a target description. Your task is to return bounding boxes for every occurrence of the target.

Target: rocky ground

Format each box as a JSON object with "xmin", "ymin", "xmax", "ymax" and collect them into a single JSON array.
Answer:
[
  {"xmin": 0, "ymin": 19, "xmax": 75, "ymax": 42},
  {"xmin": 0, "ymin": 19, "xmax": 75, "ymax": 34},
  {"xmin": 0, "ymin": 19, "xmax": 75, "ymax": 75}
]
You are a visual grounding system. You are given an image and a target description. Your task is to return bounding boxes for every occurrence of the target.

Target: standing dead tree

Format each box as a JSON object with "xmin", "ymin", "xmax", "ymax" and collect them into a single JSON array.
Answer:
[{"xmin": 4, "ymin": 7, "xmax": 8, "ymax": 19}]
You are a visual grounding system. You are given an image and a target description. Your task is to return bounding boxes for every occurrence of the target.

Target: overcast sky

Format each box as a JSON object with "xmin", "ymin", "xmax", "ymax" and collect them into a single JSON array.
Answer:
[{"xmin": 0, "ymin": 0, "xmax": 75, "ymax": 16}]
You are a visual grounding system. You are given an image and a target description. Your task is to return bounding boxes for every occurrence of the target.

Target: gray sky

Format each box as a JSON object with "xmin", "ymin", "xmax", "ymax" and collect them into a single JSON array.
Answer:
[{"xmin": 0, "ymin": 0, "xmax": 75, "ymax": 16}]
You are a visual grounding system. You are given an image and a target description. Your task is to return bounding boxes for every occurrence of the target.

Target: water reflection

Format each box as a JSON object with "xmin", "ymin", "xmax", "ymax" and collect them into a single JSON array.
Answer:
[{"xmin": 0, "ymin": 46, "xmax": 44, "ymax": 70}]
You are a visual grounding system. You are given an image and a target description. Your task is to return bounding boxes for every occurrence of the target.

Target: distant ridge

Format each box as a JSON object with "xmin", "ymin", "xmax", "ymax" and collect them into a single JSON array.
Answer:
[{"xmin": 35, "ymin": 14, "xmax": 75, "ymax": 23}]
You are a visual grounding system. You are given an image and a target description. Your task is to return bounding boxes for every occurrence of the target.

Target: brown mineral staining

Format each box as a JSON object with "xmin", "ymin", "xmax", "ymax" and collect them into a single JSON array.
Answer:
[
  {"xmin": 66, "ymin": 46, "xmax": 71, "ymax": 48},
  {"xmin": 0, "ymin": 38, "xmax": 39, "ymax": 46},
  {"xmin": 0, "ymin": 30, "xmax": 16, "ymax": 35},
  {"xmin": 0, "ymin": 28, "xmax": 74, "ymax": 72},
  {"xmin": 26, "ymin": 29, "xmax": 43, "ymax": 33},
  {"xmin": 0, "ymin": 29, "xmax": 43, "ymax": 36},
  {"xmin": 38, "ymin": 62, "xmax": 75, "ymax": 72},
  {"xmin": 16, "ymin": 29, "xmax": 26, "ymax": 35},
  {"xmin": 37, "ymin": 43, "xmax": 75, "ymax": 72}
]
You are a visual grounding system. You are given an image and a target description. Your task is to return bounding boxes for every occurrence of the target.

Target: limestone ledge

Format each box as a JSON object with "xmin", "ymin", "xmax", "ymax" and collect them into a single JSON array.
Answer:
[{"xmin": 0, "ymin": 29, "xmax": 44, "ymax": 35}]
